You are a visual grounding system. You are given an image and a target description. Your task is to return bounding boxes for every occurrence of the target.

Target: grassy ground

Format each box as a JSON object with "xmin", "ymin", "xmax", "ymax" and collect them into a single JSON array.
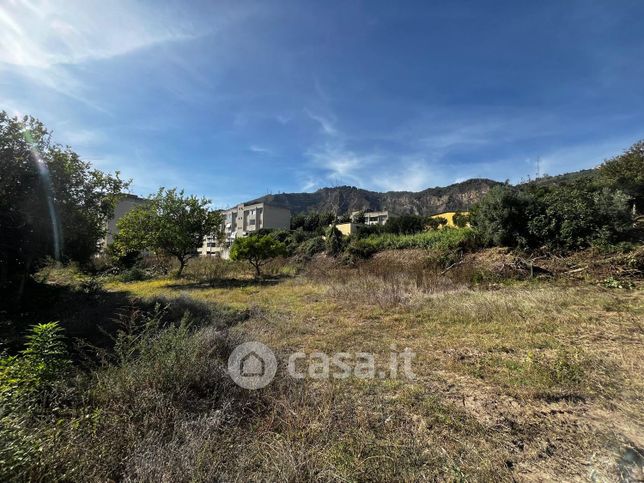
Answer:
[{"xmin": 100, "ymin": 256, "xmax": 644, "ymax": 481}]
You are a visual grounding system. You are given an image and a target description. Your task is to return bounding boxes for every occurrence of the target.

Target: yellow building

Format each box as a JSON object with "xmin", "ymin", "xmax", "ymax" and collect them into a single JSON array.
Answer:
[
  {"xmin": 429, "ymin": 211, "xmax": 469, "ymax": 227},
  {"xmin": 335, "ymin": 222, "xmax": 359, "ymax": 236}
]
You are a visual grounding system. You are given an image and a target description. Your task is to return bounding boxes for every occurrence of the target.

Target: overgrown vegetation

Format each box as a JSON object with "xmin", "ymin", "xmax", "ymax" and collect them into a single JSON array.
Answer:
[
  {"xmin": 0, "ymin": 112, "xmax": 126, "ymax": 298},
  {"xmin": 230, "ymin": 234, "xmax": 287, "ymax": 276},
  {"xmin": 1, "ymin": 113, "xmax": 642, "ymax": 481},
  {"xmin": 113, "ymin": 188, "xmax": 223, "ymax": 276},
  {"xmin": 471, "ymin": 140, "xmax": 643, "ymax": 251}
]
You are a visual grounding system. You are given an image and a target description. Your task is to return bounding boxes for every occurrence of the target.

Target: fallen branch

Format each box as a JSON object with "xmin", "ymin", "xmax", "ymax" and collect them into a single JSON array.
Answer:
[
  {"xmin": 440, "ymin": 259, "xmax": 465, "ymax": 275},
  {"xmin": 566, "ymin": 266, "xmax": 588, "ymax": 274}
]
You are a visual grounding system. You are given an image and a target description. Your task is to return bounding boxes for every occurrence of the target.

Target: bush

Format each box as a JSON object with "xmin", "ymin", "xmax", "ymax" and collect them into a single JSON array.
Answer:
[
  {"xmin": 384, "ymin": 215, "xmax": 426, "ymax": 234},
  {"xmin": 346, "ymin": 238, "xmax": 379, "ymax": 259},
  {"xmin": 1, "ymin": 322, "xmax": 71, "ymax": 480},
  {"xmin": 361, "ymin": 227, "xmax": 475, "ymax": 252},
  {"xmin": 470, "ymin": 185, "xmax": 539, "ymax": 248},
  {"xmin": 298, "ymin": 236, "xmax": 326, "ymax": 257},
  {"xmin": 425, "ymin": 217, "xmax": 448, "ymax": 230},
  {"xmin": 528, "ymin": 185, "xmax": 632, "ymax": 250},
  {"xmin": 325, "ymin": 225, "xmax": 345, "ymax": 256},
  {"xmin": 453, "ymin": 211, "xmax": 470, "ymax": 228},
  {"xmin": 183, "ymin": 257, "xmax": 240, "ymax": 285},
  {"xmin": 230, "ymin": 235, "xmax": 287, "ymax": 276},
  {"xmin": 117, "ymin": 267, "xmax": 150, "ymax": 282},
  {"xmin": 599, "ymin": 140, "xmax": 644, "ymax": 213},
  {"xmin": 471, "ymin": 181, "xmax": 633, "ymax": 251}
]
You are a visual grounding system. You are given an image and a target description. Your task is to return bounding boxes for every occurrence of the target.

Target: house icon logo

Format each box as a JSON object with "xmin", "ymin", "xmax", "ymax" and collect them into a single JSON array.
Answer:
[{"xmin": 228, "ymin": 341, "xmax": 277, "ymax": 389}]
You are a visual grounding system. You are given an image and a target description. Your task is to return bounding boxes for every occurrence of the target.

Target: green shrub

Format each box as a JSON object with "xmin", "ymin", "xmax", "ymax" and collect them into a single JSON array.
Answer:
[
  {"xmin": 298, "ymin": 236, "xmax": 326, "ymax": 257},
  {"xmin": 471, "ymin": 181, "xmax": 634, "ymax": 251},
  {"xmin": 325, "ymin": 225, "xmax": 345, "ymax": 256},
  {"xmin": 470, "ymin": 185, "xmax": 539, "ymax": 248},
  {"xmin": 230, "ymin": 235, "xmax": 287, "ymax": 276},
  {"xmin": 117, "ymin": 267, "xmax": 150, "ymax": 282},
  {"xmin": 1, "ymin": 322, "xmax": 71, "ymax": 480},
  {"xmin": 361, "ymin": 227, "xmax": 475, "ymax": 252},
  {"xmin": 384, "ymin": 215, "xmax": 427, "ymax": 234},
  {"xmin": 346, "ymin": 238, "xmax": 379, "ymax": 259},
  {"xmin": 453, "ymin": 211, "xmax": 470, "ymax": 228}
]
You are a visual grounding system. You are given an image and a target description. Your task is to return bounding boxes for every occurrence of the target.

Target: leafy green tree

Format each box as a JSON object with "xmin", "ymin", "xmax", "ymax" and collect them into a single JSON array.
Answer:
[
  {"xmin": 599, "ymin": 140, "xmax": 644, "ymax": 213},
  {"xmin": 229, "ymin": 235, "xmax": 286, "ymax": 276},
  {"xmin": 426, "ymin": 216, "xmax": 448, "ymax": 230},
  {"xmin": 527, "ymin": 184, "xmax": 632, "ymax": 250},
  {"xmin": 351, "ymin": 211, "xmax": 366, "ymax": 224},
  {"xmin": 325, "ymin": 225, "xmax": 345, "ymax": 256},
  {"xmin": 452, "ymin": 211, "xmax": 471, "ymax": 228},
  {"xmin": 0, "ymin": 112, "xmax": 127, "ymax": 294},
  {"xmin": 470, "ymin": 185, "xmax": 539, "ymax": 248},
  {"xmin": 472, "ymin": 182, "xmax": 633, "ymax": 251},
  {"xmin": 385, "ymin": 215, "xmax": 426, "ymax": 234},
  {"xmin": 114, "ymin": 188, "xmax": 222, "ymax": 277},
  {"xmin": 291, "ymin": 211, "xmax": 336, "ymax": 233}
]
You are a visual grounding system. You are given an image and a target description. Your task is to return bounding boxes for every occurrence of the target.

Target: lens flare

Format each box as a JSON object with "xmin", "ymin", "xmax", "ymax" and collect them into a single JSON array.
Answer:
[{"xmin": 22, "ymin": 126, "xmax": 63, "ymax": 261}]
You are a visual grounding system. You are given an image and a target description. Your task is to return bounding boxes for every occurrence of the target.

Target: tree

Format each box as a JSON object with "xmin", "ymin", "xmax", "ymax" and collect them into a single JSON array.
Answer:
[
  {"xmin": 114, "ymin": 188, "xmax": 222, "ymax": 277},
  {"xmin": 0, "ymin": 112, "xmax": 127, "ymax": 295},
  {"xmin": 452, "ymin": 211, "xmax": 470, "ymax": 228},
  {"xmin": 229, "ymin": 235, "xmax": 286, "ymax": 277},
  {"xmin": 472, "ymin": 181, "xmax": 633, "ymax": 251},
  {"xmin": 599, "ymin": 140, "xmax": 644, "ymax": 214},
  {"xmin": 325, "ymin": 225, "xmax": 344, "ymax": 256},
  {"xmin": 527, "ymin": 184, "xmax": 632, "ymax": 250},
  {"xmin": 351, "ymin": 210, "xmax": 366, "ymax": 224},
  {"xmin": 385, "ymin": 215, "xmax": 425, "ymax": 234},
  {"xmin": 470, "ymin": 185, "xmax": 539, "ymax": 248},
  {"xmin": 425, "ymin": 216, "xmax": 448, "ymax": 230}
]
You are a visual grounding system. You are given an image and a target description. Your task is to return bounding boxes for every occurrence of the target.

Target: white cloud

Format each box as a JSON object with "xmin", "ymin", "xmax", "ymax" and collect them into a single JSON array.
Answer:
[
  {"xmin": 370, "ymin": 160, "xmax": 444, "ymax": 192},
  {"xmin": 0, "ymin": 1, "xmax": 194, "ymax": 68},
  {"xmin": 307, "ymin": 143, "xmax": 374, "ymax": 186},
  {"xmin": 304, "ymin": 109, "xmax": 337, "ymax": 136},
  {"xmin": 249, "ymin": 145, "xmax": 272, "ymax": 155},
  {"xmin": 56, "ymin": 127, "xmax": 105, "ymax": 147},
  {"xmin": 300, "ymin": 177, "xmax": 319, "ymax": 192}
]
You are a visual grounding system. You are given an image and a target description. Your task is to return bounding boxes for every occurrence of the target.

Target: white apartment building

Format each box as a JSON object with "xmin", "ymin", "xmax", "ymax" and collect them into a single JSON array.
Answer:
[
  {"xmin": 198, "ymin": 202, "xmax": 291, "ymax": 257},
  {"xmin": 351, "ymin": 210, "xmax": 389, "ymax": 225}
]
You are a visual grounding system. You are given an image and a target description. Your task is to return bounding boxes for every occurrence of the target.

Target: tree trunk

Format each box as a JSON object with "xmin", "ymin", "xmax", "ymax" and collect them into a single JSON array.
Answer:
[
  {"xmin": 177, "ymin": 258, "xmax": 186, "ymax": 277},
  {"xmin": 253, "ymin": 262, "xmax": 261, "ymax": 278}
]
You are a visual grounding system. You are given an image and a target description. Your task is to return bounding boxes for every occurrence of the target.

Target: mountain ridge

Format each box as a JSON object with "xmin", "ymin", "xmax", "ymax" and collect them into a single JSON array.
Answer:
[{"xmin": 247, "ymin": 178, "xmax": 502, "ymax": 216}]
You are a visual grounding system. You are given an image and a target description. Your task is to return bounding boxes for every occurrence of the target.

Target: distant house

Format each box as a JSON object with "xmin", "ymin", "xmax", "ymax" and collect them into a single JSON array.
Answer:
[
  {"xmin": 100, "ymin": 194, "xmax": 148, "ymax": 250},
  {"xmin": 352, "ymin": 210, "xmax": 389, "ymax": 225},
  {"xmin": 429, "ymin": 211, "xmax": 469, "ymax": 227},
  {"xmin": 335, "ymin": 222, "xmax": 360, "ymax": 236},
  {"xmin": 198, "ymin": 201, "xmax": 291, "ymax": 258}
]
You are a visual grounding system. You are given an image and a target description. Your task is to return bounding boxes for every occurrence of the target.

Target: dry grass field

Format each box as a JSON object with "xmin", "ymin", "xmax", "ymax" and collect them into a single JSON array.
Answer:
[{"xmin": 97, "ymin": 251, "xmax": 643, "ymax": 481}]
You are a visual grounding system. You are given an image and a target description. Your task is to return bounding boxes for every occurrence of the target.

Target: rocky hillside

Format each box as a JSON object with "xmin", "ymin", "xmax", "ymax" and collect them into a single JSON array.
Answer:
[{"xmin": 248, "ymin": 178, "xmax": 500, "ymax": 216}]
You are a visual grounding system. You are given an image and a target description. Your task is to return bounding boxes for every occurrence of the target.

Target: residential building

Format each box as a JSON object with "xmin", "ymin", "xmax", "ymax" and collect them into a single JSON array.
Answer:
[
  {"xmin": 100, "ymin": 194, "xmax": 148, "ymax": 250},
  {"xmin": 352, "ymin": 210, "xmax": 389, "ymax": 225},
  {"xmin": 198, "ymin": 202, "xmax": 291, "ymax": 257},
  {"xmin": 335, "ymin": 222, "xmax": 360, "ymax": 236}
]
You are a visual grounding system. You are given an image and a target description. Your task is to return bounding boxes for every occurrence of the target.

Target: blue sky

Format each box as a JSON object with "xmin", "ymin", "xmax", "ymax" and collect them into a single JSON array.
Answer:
[{"xmin": 2, "ymin": 0, "xmax": 643, "ymax": 207}]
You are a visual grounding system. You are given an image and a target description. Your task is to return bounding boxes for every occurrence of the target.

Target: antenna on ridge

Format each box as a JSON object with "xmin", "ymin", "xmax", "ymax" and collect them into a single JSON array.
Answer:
[{"xmin": 536, "ymin": 156, "xmax": 542, "ymax": 179}]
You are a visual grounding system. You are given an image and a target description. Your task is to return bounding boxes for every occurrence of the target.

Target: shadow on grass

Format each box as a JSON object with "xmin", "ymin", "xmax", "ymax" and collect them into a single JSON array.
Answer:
[
  {"xmin": 167, "ymin": 275, "xmax": 288, "ymax": 290},
  {"xmin": 0, "ymin": 279, "xmax": 251, "ymax": 360}
]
